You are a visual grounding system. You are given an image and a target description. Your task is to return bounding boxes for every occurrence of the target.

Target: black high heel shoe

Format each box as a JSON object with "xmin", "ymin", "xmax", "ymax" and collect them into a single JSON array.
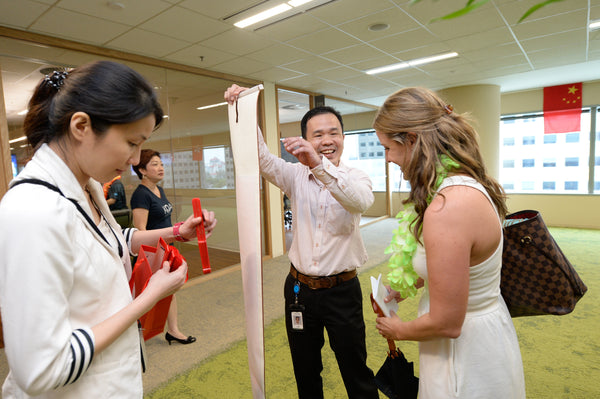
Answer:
[{"xmin": 165, "ymin": 332, "xmax": 197, "ymax": 345}]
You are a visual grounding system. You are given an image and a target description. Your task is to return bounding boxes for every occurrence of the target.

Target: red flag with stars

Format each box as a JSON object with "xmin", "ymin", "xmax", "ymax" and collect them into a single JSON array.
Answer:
[{"xmin": 543, "ymin": 83, "xmax": 582, "ymax": 134}]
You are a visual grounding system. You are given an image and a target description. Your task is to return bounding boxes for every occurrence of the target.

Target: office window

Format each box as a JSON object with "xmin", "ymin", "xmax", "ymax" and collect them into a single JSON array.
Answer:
[
  {"xmin": 544, "ymin": 134, "xmax": 557, "ymax": 144},
  {"xmin": 503, "ymin": 183, "xmax": 514, "ymax": 190},
  {"xmin": 543, "ymin": 181, "xmax": 556, "ymax": 190},
  {"xmin": 566, "ymin": 133, "xmax": 580, "ymax": 143},
  {"xmin": 596, "ymin": 156, "xmax": 600, "ymax": 166},
  {"xmin": 522, "ymin": 136, "xmax": 535, "ymax": 145},
  {"xmin": 340, "ymin": 130, "xmax": 387, "ymax": 191},
  {"xmin": 565, "ymin": 181, "xmax": 578, "ymax": 190},
  {"xmin": 565, "ymin": 157, "xmax": 579, "ymax": 167},
  {"xmin": 522, "ymin": 159, "xmax": 534, "ymax": 167},
  {"xmin": 521, "ymin": 181, "xmax": 534, "ymax": 190},
  {"xmin": 500, "ymin": 110, "xmax": 592, "ymax": 194}
]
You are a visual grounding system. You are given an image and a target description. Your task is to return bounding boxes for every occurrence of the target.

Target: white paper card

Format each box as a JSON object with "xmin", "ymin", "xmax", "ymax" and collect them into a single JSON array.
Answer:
[{"xmin": 370, "ymin": 273, "xmax": 398, "ymax": 317}]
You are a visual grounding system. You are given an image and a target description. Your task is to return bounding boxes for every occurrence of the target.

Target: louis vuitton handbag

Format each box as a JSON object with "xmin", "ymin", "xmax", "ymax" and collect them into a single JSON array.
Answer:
[{"xmin": 501, "ymin": 210, "xmax": 587, "ymax": 317}]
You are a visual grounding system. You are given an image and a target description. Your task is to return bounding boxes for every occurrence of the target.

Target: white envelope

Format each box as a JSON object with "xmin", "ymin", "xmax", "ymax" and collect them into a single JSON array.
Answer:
[{"xmin": 370, "ymin": 273, "xmax": 398, "ymax": 317}]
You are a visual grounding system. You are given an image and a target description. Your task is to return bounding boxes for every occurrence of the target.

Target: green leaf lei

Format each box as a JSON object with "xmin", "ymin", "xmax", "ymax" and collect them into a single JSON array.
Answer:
[{"xmin": 385, "ymin": 155, "xmax": 460, "ymax": 298}]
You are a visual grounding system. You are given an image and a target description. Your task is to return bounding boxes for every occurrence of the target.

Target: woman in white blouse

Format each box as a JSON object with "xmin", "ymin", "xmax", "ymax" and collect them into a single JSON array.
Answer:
[{"xmin": 0, "ymin": 60, "xmax": 216, "ymax": 398}]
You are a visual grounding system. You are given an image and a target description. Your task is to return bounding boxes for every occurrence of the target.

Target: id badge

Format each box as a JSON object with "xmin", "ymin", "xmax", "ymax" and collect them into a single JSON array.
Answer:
[{"xmin": 289, "ymin": 303, "xmax": 305, "ymax": 331}]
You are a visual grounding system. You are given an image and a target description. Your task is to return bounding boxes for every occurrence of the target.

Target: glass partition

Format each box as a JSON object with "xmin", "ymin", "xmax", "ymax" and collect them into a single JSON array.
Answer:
[
  {"xmin": 277, "ymin": 88, "xmax": 310, "ymax": 250},
  {"xmin": 324, "ymin": 97, "xmax": 387, "ymax": 221},
  {"xmin": 1, "ymin": 36, "xmax": 261, "ymax": 279}
]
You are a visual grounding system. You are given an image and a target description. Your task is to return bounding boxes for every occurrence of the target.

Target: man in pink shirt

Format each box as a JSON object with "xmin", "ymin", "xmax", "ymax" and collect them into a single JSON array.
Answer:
[{"xmin": 226, "ymin": 85, "xmax": 378, "ymax": 399}]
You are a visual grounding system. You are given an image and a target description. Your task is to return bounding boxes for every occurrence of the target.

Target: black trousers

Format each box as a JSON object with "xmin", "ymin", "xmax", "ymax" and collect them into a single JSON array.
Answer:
[{"xmin": 284, "ymin": 272, "xmax": 379, "ymax": 399}]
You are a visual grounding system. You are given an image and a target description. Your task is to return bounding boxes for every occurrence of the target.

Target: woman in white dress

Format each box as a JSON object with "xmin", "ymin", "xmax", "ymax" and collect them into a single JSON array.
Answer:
[{"xmin": 373, "ymin": 87, "xmax": 526, "ymax": 398}]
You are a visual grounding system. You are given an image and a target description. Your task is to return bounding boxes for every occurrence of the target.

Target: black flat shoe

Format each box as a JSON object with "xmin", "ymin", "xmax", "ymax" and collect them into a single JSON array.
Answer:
[{"xmin": 165, "ymin": 332, "xmax": 197, "ymax": 345}]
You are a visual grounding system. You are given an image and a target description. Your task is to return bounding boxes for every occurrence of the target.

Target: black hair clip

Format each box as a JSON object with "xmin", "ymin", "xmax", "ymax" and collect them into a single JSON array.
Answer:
[{"xmin": 44, "ymin": 70, "xmax": 69, "ymax": 91}]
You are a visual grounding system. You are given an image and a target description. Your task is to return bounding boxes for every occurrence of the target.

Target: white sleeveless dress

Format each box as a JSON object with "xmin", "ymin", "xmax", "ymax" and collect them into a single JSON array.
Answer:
[{"xmin": 413, "ymin": 176, "xmax": 526, "ymax": 398}]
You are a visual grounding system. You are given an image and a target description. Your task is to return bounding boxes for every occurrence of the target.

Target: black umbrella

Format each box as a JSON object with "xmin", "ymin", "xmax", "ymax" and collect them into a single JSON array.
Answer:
[{"xmin": 371, "ymin": 294, "xmax": 419, "ymax": 399}]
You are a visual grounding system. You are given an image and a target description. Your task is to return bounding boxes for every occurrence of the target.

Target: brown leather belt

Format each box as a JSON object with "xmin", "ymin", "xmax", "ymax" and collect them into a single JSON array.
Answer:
[{"xmin": 289, "ymin": 264, "xmax": 357, "ymax": 290}]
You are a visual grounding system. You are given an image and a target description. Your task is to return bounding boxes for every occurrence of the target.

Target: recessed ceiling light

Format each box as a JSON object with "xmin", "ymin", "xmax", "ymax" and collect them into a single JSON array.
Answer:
[
  {"xmin": 365, "ymin": 52, "xmax": 459, "ymax": 75},
  {"xmin": 197, "ymin": 102, "xmax": 228, "ymax": 110},
  {"xmin": 368, "ymin": 23, "xmax": 389, "ymax": 32},
  {"xmin": 234, "ymin": 0, "xmax": 317, "ymax": 28},
  {"xmin": 234, "ymin": 4, "xmax": 292, "ymax": 28},
  {"xmin": 9, "ymin": 136, "xmax": 27, "ymax": 144},
  {"xmin": 589, "ymin": 20, "xmax": 600, "ymax": 30}
]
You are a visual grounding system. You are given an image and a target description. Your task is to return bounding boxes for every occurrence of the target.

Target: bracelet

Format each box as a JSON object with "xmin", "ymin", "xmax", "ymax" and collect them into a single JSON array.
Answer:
[{"xmin": 173, "ymin": 222, "xmax": 190, "ymax": 242}]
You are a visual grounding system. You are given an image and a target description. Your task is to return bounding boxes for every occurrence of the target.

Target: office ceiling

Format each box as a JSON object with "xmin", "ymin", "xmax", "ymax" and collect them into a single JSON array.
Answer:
[{"xmin": 2, "ymin": 0, "xmax": 600, "ymax": 130}]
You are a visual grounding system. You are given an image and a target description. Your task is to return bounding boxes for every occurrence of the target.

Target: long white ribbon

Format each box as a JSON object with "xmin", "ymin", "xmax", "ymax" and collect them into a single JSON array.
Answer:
[{"xmin": 228, "ymin": 84, "xmax": 265, "ymax": 399}]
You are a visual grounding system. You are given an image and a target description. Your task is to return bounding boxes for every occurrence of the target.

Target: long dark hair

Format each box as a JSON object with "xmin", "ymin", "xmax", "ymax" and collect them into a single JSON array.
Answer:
[{"xmin": 24, "ymin": 60, "xmax": 164, "ymax": 150}]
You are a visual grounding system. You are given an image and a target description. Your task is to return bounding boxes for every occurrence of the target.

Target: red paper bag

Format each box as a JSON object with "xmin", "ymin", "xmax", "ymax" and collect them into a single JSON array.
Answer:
[{"xmin": 129, "ymin": 238, "xmax": 186, "ymax": 341}]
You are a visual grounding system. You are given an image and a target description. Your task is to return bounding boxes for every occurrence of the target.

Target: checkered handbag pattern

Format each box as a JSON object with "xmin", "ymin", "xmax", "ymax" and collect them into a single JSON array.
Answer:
[{"xmin": 501, "ymin": 210, "xmax": 588, "ymax": 317}]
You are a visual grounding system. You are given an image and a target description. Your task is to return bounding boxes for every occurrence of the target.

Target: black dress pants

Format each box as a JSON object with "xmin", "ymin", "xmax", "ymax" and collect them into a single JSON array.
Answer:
[{"xmin": 284, "ymin": 272, "xmax": 379, "ymax": 399}]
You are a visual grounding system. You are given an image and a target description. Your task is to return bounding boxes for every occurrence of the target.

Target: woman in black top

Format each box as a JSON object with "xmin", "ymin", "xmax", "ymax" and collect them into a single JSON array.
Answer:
[{"xmin": 131, "ymin": 149, "xmax": 196, "ymax": 345}]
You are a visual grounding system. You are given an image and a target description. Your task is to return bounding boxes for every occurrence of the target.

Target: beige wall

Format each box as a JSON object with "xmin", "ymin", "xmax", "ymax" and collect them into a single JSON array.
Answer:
[{"xmin": 506, "ymin": 194, "xmax": 599, "ymax": 229}]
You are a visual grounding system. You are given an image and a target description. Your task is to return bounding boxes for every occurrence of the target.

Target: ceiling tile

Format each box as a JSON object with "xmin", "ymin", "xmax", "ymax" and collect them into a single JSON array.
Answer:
[
  {"xmin": 335, "ymin": 6, "xmax": 419, "ymax": 42},
  {"xmin": 396, "ymin": 0, "xmax": 492, "ymax": 25},
  {"xmin": 392, "ymin": 42, "xmax": 454, "ymax": 61},
  {"xmin": 418, "ymin": 7, "xmax": 505, "ymax": 40},
  {"xmin": 349, "ymin": 55, "xmax": 403, "ymax": 71},
  {"xmin": 164, "ymin": 44, "xmax": 238, "ymax": 68},
  {"xmin": 368, "ymin": 28, "xmax": 438, "ymax": 54},
  {"xmin": 56, "ymin": 0, "xmax": 171, "ymax": 25},
  {"xmin": 590, "ymin": 4, "xmax": 600, "ymax": 20},
  {"xmin": 0, "ymin": 0, "xmax": 49, "ymax": 29},
  {"xmin": 107, "ymin": 28, "xmax": 190, "ymax": 58},
  {"xmin": 201, "ymin": 29, "xmax": 274, "ymax": 56},
  {"xmin": 512, "ymin": 9, "xmax": 588, "ymax": 40},
  {"xmin": 282, "ymin": 56, "xmax": 340, "ymax": 74},
  {"xmin": 178, "ymin": 0, "xmax": 260, "ymax": 19},
  {"xmin": 528, "ymin": 46, "xmax": 587, "ymax": 69},
  {"xmin": 278, "ymin": 73, "xmax": 329, "ymax": 87},
  {"xmin": 210, "ymin": 56, "xmax": 271, "ymax": 76},
  {"xmin": 248, "ymin": 67, "xmax": 305, "ymax": 82},
  {"xmin": 337, "ymin": 75, "xmax": 397, "ymax": 92},
  {"xmin": 307, "ymin": 0, "xmax": 396, "ymax": 26},
  {"xmin": 448, "ymin": 27, "xmax": 515, "ymax": 54},
  {"xmin": 253, "ymin": 13, "xmax": 329, "ymax": 43},
  {"xmin": 497, "ymin": 0, "xmax": 588, "ymax": 25},
  {"xmin": 139, "ymin": 6, "xmax": 231, "ymax": 42},
  {"xmin": 29, "ymin": 7, "xmax": 131, "ymax": 45},
  {"xmin": 321, "ymin": 44, "xmax": 389, "ymax": 65},
  {"xmin": 245, "ymin": 44, "xmax": 311, "ymax": 66},
  {"xmin": 286, "ymin": 27, "xmax": 362, "ymax": 54},
  {"xmin": 520, "ymin": 29, "xmax": 587, "ymax": 52},
  {"xmin": 316, "ymin": 66, "xmax": 363, "ymax": 81},
  {"xmin": 471, "ymin": 54, "xmax": 530, "ymax": 71},
  {"xmin": 460, "ymin": 43, "xmax": 524, "ymax": 63}
]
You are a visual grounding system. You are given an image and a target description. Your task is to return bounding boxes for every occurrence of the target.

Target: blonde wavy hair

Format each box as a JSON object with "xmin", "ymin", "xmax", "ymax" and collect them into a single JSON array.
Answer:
[{"xmin": 373, "ymin": 87, "xmax": 507, "ymax": 238}]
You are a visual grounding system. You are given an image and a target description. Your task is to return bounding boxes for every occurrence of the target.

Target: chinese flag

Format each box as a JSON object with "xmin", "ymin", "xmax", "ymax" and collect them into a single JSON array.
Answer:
[{"xmin": 543, "ymin": 82, "xmax": 582, "ymax": 134}]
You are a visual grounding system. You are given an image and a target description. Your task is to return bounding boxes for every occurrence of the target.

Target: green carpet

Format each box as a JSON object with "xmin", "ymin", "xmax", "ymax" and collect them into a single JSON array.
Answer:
[{"xmin": 146, "ymin": 227, "xmax": 599, "ymax": 398}]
